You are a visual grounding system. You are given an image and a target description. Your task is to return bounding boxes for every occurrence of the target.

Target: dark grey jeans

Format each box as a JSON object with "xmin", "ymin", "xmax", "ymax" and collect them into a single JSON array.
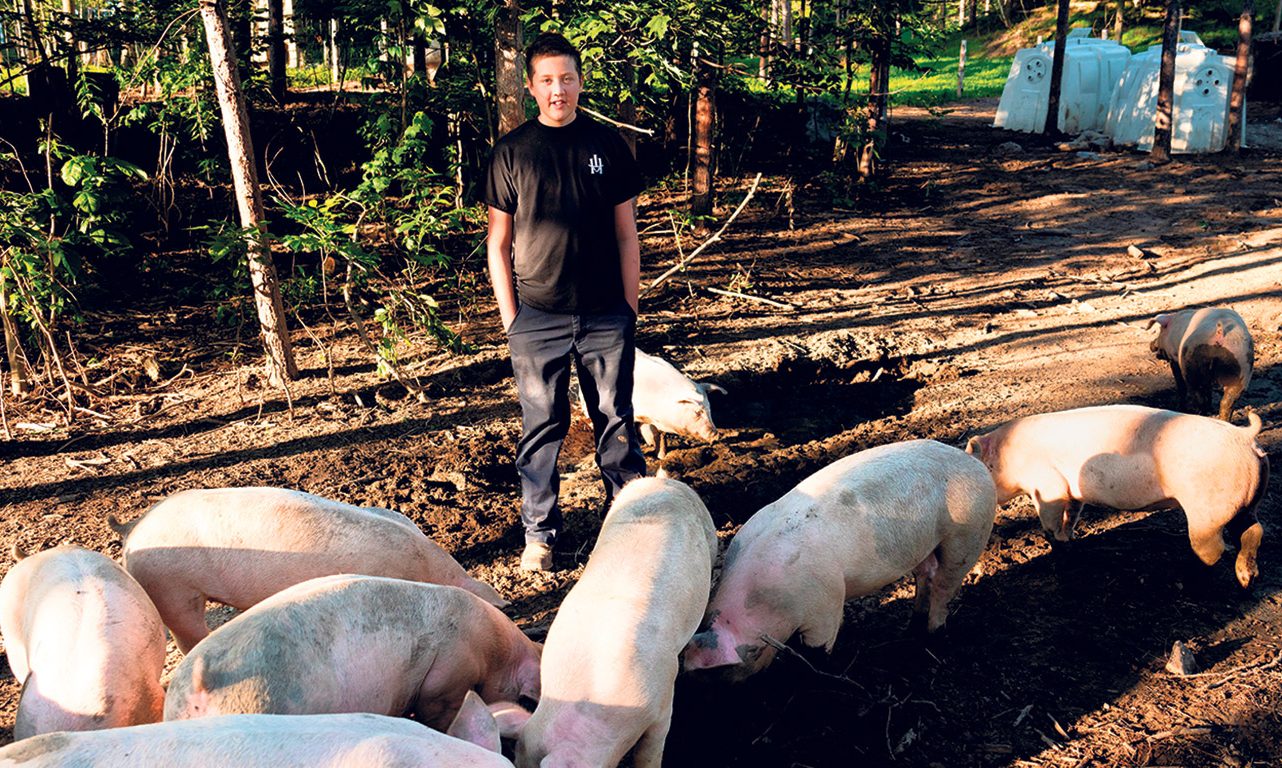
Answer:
[{"xmin": 506, "ymin": 301, "xmax": 647, "ymax": 546}]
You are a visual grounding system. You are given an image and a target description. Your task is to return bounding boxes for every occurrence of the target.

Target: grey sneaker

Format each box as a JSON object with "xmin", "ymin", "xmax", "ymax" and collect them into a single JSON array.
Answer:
[{"xmin": 520, "ymin": 542, "xmax": 554, "ymax": 572}]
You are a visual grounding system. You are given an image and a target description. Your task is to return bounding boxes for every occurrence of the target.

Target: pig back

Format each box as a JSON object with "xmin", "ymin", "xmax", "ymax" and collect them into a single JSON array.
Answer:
[
  {"xmin": 542, "ymin": 478, "xmax": 717, "ymax": 693},
  {"xmin": 731, "ymin": 440, "xmax": 995, "ymax": 600},
  {"xmin": 122, "ymin": 488, "xmax": 478, "ymax": 606},
  {"xmin": 2, "ymin": 546, "xmax": 166, "ymax": 736},
  {"xmin": 164, "ymin": 576, "xmax": 511, "ymax": 720},
  {"xmin": 0, "ymin": 712, "xmax": 514, "ymax": 767}
]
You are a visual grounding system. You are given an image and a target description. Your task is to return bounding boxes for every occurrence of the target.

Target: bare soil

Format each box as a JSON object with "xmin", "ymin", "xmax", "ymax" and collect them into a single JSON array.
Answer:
[{"xmin": 3, "ymin": 97, "xmax": 1282, "ymax": 767}]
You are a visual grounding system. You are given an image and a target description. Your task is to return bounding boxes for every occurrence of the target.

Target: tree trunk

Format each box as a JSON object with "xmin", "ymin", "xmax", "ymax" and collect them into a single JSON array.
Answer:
[
  {"xmin": 328, "ymin": 18, "xmax": 340, "ymax": 84},
  {"xmin": 1113, "ymin": 0, "xmax": 1125, "ymax": 40},
  {"xmin": 858, "ymin": 34, "xmax": 889, "ymax": 180},
  {"xmin": 1225, "ymin": 0, "xmax": 1253, "ymax": 151},
  {"xmin": 690, "ymin": 54, "xmax": 716, "ymax": 219},
  {"xmin": 778, "ymin": 0, "xmax": 792, "ymax": 51},
  {"xmin": 495, "ymin": 0, "xmax": 523, "ymax": 138},
  {"xmin": 283, "ymin": 0, "xmax": 298, "ymax": 68},
  {"xmin": 958, "ymin": 0, "xmax": 966, "ymax": 27},
  {"xmin": 0, "ymin": 279, "xmax": 31, "ymax": 397},
  {"xmin": 199, "ymin": 0, "xmax": 297, "ymax": 387},
  {"xmin": 1042, "ymin": 0, "xmax": 1071, "ymax": 135},
  {"xmin": 1151, "ymin": 0, "xmax": 1181, "ymax": 163},
  {"xmin": 60, "ymin": 0, "xmax": 78, "ymax": 79},
  {"xmin": 266, "ymin": 0, "xmax": 286, "ymax": 103}
]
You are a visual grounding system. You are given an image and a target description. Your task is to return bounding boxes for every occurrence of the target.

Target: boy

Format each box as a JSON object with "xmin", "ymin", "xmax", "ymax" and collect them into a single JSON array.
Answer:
[{"xmin": 483, "ymin": 32, "xmax": 646, "ymax": 572}]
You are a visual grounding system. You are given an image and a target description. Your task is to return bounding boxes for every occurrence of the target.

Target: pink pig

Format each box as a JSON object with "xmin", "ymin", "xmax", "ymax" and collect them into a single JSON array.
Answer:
[
  {"xmin": 0, "ymin": 545, "xmax": 166, "ymax": 740},
  {"xmin": 1148, "ymin": 307, "xmax": 1254, "ymax": 421},
  {"xmin": 0, "ymin": 693, "xmax": 513, "ymax": 767},
  {"xmin": 515, "ymin": 477, "xmax": 718, "ymax": 768},
  {"xmin": 966, "ymin": 405, "xmax": 1268, "ymax": 588},
  {"xmin": 683, "ymin": 440, "xmax": 996, "ymax": 678},
  {"xmin": 111, "ymin": 486, "xmax": 507, "ymax": 653},
  {"xmin": 163, "ymin": 576, "xmax": 541, "ymax": 731}
]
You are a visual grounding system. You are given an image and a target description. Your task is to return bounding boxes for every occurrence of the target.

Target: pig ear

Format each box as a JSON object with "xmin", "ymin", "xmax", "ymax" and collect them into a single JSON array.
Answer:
[
  {"xmin": 446, "ymin": 691, "xmax": 502, "ymax": 752},
  {"xmin": 486, "ymin": 700, "xmax": 533, "ymax": 740},
  {"xmin": 965, "ymin": 435, "xmax": 986, "ymax": 458},
  {"xmin": 698, "ymin": 382, "xmax": 728, "ymax": 396},
  {"xmin": 10, "ymin": 542, "xmax": 29, "ymax": 561},
  {"xmin": 1146, "ymin": 313, "xmax": 1170, "ymax": 331}
]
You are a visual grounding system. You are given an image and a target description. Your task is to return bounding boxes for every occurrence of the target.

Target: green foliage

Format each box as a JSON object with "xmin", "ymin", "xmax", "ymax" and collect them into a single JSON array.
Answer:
[{"xmin": 0, "ymin": 145, "xmax": 146, "ymax": 347}]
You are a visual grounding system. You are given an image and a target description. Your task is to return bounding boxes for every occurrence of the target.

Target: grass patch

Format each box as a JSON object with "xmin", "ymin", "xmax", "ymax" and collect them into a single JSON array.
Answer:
[{"xmin": 892, "ymin": 54, "xmax": 1012, "ymax": 106}]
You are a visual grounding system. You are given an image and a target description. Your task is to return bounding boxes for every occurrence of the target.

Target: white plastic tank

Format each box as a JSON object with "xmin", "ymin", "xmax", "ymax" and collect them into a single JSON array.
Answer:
[
  {"xmin": 994, "ymin": 28, "xmax": 1133, "ymax": 134},
  {"xmin": 1104, "ymin": 31, "xmax": 1241, "ymax": 153}
]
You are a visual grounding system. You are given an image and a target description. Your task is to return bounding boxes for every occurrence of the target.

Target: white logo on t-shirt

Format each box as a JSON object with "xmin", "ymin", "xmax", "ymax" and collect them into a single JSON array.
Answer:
[{"xmin": 588, "ymin": 154, "xmax": 604, "ymax": 175}]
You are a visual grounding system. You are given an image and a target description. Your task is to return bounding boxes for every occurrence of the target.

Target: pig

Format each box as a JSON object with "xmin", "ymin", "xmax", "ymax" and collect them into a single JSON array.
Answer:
[
  {"xmin": 163, "ymin": 575, "xmax": 542, "ymax": 732},
  {"xmin": 515, "ymin": 477, "xmax": 717, "ymax": 768},
  {"xmin": 109, "ymin": 486, "xmax": 507, "ymax": 653},
  {"xmin": 1148, "ymin": 307, "xmax": 1254, "ymax": 421},
  {"xmin": 0, "ymin": 692, "xmax": 514, "ymax": 767},
  {"xmin": 0, "ymin": 545, "xmax": 166, "ymax": 740},
  {"xmin": 683, "ymin": 440, "xmax": 997, "ymax": 677},
  {"xmin": 965, "ymin": 405, "xmax": 1268, "ymax": 588},
  {"xmin": 579, "ymin": 349, "xmax": 727, "ymax": 458}
]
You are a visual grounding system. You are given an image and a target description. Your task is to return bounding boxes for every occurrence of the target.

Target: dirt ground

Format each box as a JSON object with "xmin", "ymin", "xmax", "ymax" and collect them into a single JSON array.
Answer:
[{"xmin": 2, "ymin": 96, "xmax": 1282, "ymax": 767}]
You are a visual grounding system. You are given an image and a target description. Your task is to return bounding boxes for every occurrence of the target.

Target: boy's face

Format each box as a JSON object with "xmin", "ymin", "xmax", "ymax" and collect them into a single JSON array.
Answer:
[{"xmin": 527, "ymin": 54, "xmax": 581, "ymax": 127}]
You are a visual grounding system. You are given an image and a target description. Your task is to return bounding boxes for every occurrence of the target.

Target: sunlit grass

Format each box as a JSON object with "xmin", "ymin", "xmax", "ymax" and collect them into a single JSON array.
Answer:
[{"xmin": 1, "ymin": 65, "xmax": 28, "ymax": 96}]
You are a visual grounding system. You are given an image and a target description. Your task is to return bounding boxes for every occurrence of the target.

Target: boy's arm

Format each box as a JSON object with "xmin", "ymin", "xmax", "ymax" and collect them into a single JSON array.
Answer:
[
  {"xmin": 614, "ymin": 199, "xmax": 641, "ymax": 314},
  {"xmin": 487, "ymin": 206, "xmax": 519, "ymax": 331}
]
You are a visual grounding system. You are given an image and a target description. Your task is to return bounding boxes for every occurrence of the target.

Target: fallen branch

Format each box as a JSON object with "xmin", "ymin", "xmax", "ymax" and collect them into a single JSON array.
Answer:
[
  {"xmin": 578, "ymin": 106, "xmax": 655, "ymax": 136},
  {"xmin": 759, "ymin": 634, "xmax": 868, "ymax": 693},
  {"xmin": 703, "ymin": 285, "xmax": 796, "ymax": 310},
  {"xmin": 643, "ymin": 173, "xmax": 763, "ymax": 296},
  {"xmin": 1174, "ymin": 650, "xmax": 1282, "ymax": 682}
]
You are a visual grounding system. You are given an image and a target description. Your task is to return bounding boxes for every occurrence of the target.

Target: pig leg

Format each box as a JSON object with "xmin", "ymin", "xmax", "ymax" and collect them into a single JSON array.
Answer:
[
  {"xmin": 149, "ymin": 589, "xmax": 210, "ymax": 654},
  {"xmin": 1224, "ymin": 503, "xmax": 1264, "ymax": 589},
  {"xmin": 1167, "ymin": 360, "xmax": 1188, "ymax": 410},
  {"xmin": 1217, "ymin": 382, "xmax": 1243, "ymax": 422},
  {"xmin": 909, "ymin": 550, "xmax": 939, "ymax": 635},
  {"xmin": 631, "ymin": 699, "xmax": 674, "ymax": 768},
  {"xmin": 1183, "ymin": 509, "xmax": 1227, "ymax": 568}
]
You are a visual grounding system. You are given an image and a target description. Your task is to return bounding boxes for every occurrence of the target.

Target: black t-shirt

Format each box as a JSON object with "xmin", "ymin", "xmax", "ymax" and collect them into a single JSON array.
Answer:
[{"xmin": 483, "ymin": 113, "xmax": 642, "ymax": 313}]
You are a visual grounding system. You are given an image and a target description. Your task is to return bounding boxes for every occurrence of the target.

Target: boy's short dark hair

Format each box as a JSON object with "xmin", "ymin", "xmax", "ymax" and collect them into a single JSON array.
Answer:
[{"xmin": 524, "ymin": 32, "xmax": 582, "ymax": 79}]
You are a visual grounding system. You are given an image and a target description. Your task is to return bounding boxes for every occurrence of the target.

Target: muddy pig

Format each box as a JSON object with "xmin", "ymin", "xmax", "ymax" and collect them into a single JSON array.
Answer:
[
  {"xmin": 0, "ymin": 545, "xmax": 166, "ymax": 740},
  {"xmin": 163, "ymin": 575, "xmax": 541, "ymax": 731},
  {"xmin": 1148, "ymin": 307, "xmax": 1254, "ymax": 421},
  {"xmin": 684, "ymin": 439, "xmax": 996, "ymax": 678},
  {"xmin": 966, "ymin": 405, "xmax": 1268, "ymax": 588},
  {"xmin": 0, "ymin": 692, "xmax": 513, "ymax": 767},
  {"xmin": 110, "ymin": 486, "xmax": 507, "ymax": 652},
  {"xmin": 516, "ymin": 477, "xmax": 717, "ymax": 768}
]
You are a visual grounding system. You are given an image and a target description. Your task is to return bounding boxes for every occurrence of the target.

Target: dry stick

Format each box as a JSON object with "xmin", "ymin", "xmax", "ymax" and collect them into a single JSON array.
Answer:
[
  {"xmin": 643, "ymin": 173, "xmax": 763, "ymax": 296},
  {"xmin": 759, "ymin": 634, "xmax": 868, "ymax": 693},
  {"xmin": 1173, "ymin": 650, "xmax": 1282, "ymax": 681},
  {"xmin": 577, "ymin": 106, "xmax": 656, "ymax": 136},
  {"xmin": 0, "ymin": 370, "xmax": 11, "ymax": 439},
  {"xmin": 703, "ymin": 285, "xmax": 796, "ymax": 310}
]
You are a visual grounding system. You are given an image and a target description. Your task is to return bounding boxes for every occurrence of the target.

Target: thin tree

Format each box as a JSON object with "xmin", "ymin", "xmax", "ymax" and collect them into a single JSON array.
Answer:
[
  {"xmin": 266, "ymin": 0, "xmax": 286, "ymax": 103},
  {"xmin": 690, "ymin": 53, "xmax": 717, "ymax": 219},
  {"xmin": 858, "ymin": 30, "xmax": 889, "ymax": 179},
  {"xmin": 199, "ymin": 0, "xmax": 298, "ymax": 387},
  {"xmin": 1225, "ymin": 0, "xmax": 1253, "ymax": 152},
  {"xmin": 495, "ymin": 0, "xmax": 523, "ymax": 138},
  {"xmin": 1151, "ymin": 0, "xmax": 1181, "ymax": 163},
  {"xmin": 1042, "ymin": 0, "xmax": 1071, "ymax": 135}
]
